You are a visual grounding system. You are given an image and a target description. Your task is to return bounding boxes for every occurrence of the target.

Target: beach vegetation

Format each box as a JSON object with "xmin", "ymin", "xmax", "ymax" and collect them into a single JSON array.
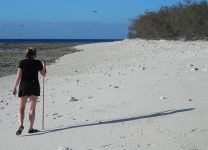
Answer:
[{"xmin": 128, "ymin": 0, "xmax": 208, "ymax": 40}]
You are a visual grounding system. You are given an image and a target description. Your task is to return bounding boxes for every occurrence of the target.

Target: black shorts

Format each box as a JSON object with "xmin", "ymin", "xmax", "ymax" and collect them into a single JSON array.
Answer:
[{"xmin": 18, "ymin": 80, "xmax": 40, "ymax": 97}]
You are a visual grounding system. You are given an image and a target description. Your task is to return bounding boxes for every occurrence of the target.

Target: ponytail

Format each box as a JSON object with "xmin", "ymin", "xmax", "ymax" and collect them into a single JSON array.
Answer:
[{"xmin": 25, "ymin": 48, "xmax": 36, "ymax": 59}]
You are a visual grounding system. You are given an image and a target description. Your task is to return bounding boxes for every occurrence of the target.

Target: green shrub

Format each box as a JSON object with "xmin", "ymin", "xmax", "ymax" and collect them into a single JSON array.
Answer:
[{"xmin": 128, "ymin": 0, "xmax": 208, "ymax": 40}]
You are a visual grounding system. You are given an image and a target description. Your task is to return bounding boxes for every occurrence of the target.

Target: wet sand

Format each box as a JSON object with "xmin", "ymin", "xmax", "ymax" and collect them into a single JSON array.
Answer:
[{"xmin": 0, "ymin": 43, "xmax": 80, "ymax": 77}]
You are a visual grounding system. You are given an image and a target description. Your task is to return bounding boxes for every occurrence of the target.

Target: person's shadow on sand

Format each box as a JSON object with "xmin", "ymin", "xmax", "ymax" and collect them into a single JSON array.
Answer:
[{"xmin": 21, "ymin": 108, "xmax": 195, "ymax": 137}]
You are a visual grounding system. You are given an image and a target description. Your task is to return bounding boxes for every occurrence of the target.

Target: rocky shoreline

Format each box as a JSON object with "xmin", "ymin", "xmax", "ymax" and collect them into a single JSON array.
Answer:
[{"xmin": 0, "ymin": 43, "xmax": 80, "ymax": 77}]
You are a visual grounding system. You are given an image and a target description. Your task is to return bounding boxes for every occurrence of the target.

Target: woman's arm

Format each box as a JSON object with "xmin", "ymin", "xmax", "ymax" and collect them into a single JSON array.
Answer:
[
  {"xmin": 40, "ymin": 60, "xmax": 46, "ymax": 77},
  {"xmin": 13, "ymin": 68, "xmax": 22, "ymax": 96}
]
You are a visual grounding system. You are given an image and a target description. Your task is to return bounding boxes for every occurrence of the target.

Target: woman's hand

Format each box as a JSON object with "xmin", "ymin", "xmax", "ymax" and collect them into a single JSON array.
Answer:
[
  {"xmin": 13, "ymin": 68, "xmax": 22, "ymax": 96},
  {"xmin": 40, "ymin": 60, "xmax": 47, "ymax": 77},
  {"xmin": 13, "ymin": 88, "xmax": 17, "ymax": 96}
]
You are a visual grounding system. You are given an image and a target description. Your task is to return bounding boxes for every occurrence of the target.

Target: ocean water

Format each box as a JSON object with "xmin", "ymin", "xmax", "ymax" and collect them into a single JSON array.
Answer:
[{"xmin": 0, "ymin": 39, "xmax": 123, "ymax": 44}]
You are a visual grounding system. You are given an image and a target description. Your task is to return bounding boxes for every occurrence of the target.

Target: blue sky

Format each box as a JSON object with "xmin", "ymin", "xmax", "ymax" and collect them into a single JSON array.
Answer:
[{"xmin": 0, "ymin": 0, "xmax": 201, "ymax": 39}]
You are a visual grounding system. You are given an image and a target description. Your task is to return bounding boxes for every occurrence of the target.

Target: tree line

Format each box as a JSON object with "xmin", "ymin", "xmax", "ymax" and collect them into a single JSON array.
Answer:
[{"xmin": 128, "ymin": 0, "xmax": 208, "ymax": 40}]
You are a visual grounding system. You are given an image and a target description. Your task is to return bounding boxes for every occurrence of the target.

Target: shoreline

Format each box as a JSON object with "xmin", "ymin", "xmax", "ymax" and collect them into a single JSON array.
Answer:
[{"xmin": 0, "ymin": 43, "xmax": 81, "ymax": 78}]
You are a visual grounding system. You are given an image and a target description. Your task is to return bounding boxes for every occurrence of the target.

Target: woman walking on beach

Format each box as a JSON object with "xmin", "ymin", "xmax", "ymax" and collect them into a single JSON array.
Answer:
[{"xmin": 13, "ymin": 48, "xmax": 46, "ymax": 135}]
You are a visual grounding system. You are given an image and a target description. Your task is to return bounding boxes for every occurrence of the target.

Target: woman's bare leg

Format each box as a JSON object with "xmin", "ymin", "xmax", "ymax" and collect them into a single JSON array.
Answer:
[
  {"xmin": 18, "ymin": 96, "xmax": 28, "ymax": 126},
  {"xmin": 28, "ymin": 95, "xmax": 38, "ymax": 130}
]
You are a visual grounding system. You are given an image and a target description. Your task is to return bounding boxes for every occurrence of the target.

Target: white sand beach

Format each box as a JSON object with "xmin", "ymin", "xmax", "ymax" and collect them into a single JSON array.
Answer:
[{"xmin": 0, "ymin": 39, "xmax": 208, "ymax": 150}]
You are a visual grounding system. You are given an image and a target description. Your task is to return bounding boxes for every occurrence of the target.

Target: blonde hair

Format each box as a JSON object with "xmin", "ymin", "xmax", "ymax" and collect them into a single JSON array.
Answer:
[{"xmin": 25, "ymin": 48, "xmax": 36, "ymax": 59}]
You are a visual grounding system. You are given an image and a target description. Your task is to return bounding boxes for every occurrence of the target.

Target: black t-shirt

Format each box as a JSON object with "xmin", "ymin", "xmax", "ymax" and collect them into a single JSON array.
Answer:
[{"xmin": 18, "ymin": 59, "xmax": 43, "ymax": 81}]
